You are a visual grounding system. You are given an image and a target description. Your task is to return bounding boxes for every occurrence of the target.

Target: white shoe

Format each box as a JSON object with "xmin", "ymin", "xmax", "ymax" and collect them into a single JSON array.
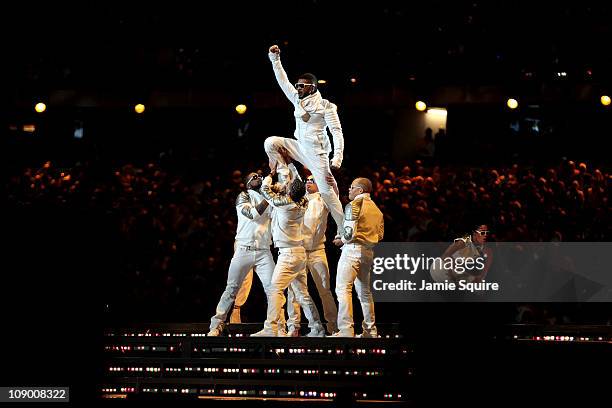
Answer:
[
  {"xmin": 307, "ymin": 328, "xmax": 326, "ymax": 337},
  {"xmin": 207, "ymin": 326, "xmax": 223, "ymax": 337},
  {"xmin": 251, "ymin": 328, "xmax": 276, "ymax": 337},
  {"xmin": 328, "ymin": 331, "xmax": 354, "ymax": 338}
]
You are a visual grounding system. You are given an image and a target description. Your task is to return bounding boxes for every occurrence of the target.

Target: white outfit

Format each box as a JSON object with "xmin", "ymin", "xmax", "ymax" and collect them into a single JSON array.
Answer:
[
  {"xmin": 257, "ymin": 176, "xmax": 324, "ymax": 336},
  {"xmin": 335, "ymin": 193, "xmax": 384, "ymax": 337},
  {"xmin": 287, "ymin": 192, "xmax": 338, "ymax": 333},
  {"xmin": 209, "ymin": 189, "xmax": 274, "ymax": 331},
  {"xmin": 264, "ymin": 51, "xmax": 345, "ymax": 236}
]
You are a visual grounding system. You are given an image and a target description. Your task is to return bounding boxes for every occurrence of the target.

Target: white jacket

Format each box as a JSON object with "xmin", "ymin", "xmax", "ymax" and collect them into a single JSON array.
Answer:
[
  {"xmin": 234, "ymin": 189, "xmax": 272, "ymax": 249},
  {"xmin": 302, "ymin": 192, "xmax": 329, "ymax": 251},
  {"xmin": 261, "ymin": 175, "xmax": 307, "ymax": 248},
  {"xmin": 269, "ymin": 52, "xmax": 345, "ymax": 167}
]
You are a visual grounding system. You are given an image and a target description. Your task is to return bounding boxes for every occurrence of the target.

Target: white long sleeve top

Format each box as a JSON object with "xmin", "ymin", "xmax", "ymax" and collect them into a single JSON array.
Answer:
[
  {"xmin": 268, "ymin": 51, "xmax": 345, "ymax": 167},
  {"xmin": 234, "ymin": 189, "xmax": 272, "ymax": 249}
]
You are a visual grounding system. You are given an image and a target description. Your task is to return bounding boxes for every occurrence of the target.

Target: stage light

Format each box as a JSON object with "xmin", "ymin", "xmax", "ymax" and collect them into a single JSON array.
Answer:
[
  {"xmin": 134, "ymin": 104, "xmax": 145, "ymax": 114},
  {"xmin": 35, "ymin": 102, "xmax": 46, "ymax": 113},
  {"xmin": 507, "ymin": 98, "xmax": 518, "ymax": 109},
  {"xmin": 317, "ymin": 79, "xmax": 327, "ymax": 84},
  {"xmin": 235, "ymin": 104, "xmax": 247, "ymax": 114},
  {"xmin": 350, "ymin": 77, "xmax": 357, "ymax": 83},
  {"xmin": 415, "ymin": 101, "xmax": 427, "ymax": 111},
  {"xmin": 601, "ymin": 95, "xmax": 611, "ymax": 106}
]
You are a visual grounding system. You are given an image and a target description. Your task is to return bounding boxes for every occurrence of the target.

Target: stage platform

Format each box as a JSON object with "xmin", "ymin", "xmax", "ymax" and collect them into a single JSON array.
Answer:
[{"xmin": 100, "ymin": 323, "xmax": 415, "ymax": 404}]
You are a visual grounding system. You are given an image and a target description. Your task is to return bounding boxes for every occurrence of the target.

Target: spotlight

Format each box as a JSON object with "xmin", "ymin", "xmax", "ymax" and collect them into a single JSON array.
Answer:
[
  {"xmin": 134, "ymin": 104, "xmax": 145, "ymax": 114},
  {"xmin": 507, "ymin": 98, "xmax": 518, "ymax": 109},
  {"xmin": 601, "ymin": 95, "xmax": 611, "ymax": 106},
  {"xmin": 317, "ymin": 79, "xmax": 327, "ymax": 84},
  {"xmin": 34, "ymin": 102, "xmax": 46, "ymax": 113},
  {"xmin": 350, "ymin": 77, "xmax": 357, "ymax": 84},
  {"xmin": 235, "ymin": 104, "xmax": 247, "ymax": 115},
  {"xmin": 415, "ymin": 101, "xmax": 427, "ymax": 111}
]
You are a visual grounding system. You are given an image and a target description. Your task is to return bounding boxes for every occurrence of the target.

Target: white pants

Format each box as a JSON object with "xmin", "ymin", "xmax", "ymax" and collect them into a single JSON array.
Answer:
[
  {"xmin": 234, "ymin": 269, "xmax": 252, "ymax": 307},
  {"xmin": 335, "ymin": 244, "xmax": 377, "ymax": 336},
  {"xmin": 264, "ymin": 136, "xmax": 344, "ymax": 236},
  {"xmin": 210, "ymin": 247, "xmax": 275, "ymax": 330},
  {"xmin": 287, "ymin": 248, "xmax": 338, "ymax": 333},
  {"xmin": 263, "ymin": 247, "xmax": 324, "ymax": 334}
]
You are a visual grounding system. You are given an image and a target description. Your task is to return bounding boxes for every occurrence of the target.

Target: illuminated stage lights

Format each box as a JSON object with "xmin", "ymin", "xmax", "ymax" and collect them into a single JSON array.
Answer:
[
  {"xmin": 264, "ymin": 368, "xmax": 280, "ymax": 374},
  {"xmin": 222, "ymin": 368, "xmax": 240, "ymax": 373},
  {"xmin": 134, "ymin": 104, "xmax": 145, "ymax": 114},
  {"xmin": 142, "ymin": 388, "xmax": 159, "ymax": 393},
  {"xmin": 242, "ymin": 368, "xmax": 259, "ymax": 374},
  {"xmin": 203, "ymin": 367, "xmax": 219, "ymax": 373},
  {"xmin": 34, "ymin": 102, "xmax": 46, "ymax": 113},
  {"xmin": 165, "ymin": 367, "xmax": 183, "ymax": 372},
  {"xmin": 235, "ymin": 104, "xmax": 247, "ymax": 115},
  {"xmin": 601, "ymin": 95, "xmax": 611, "ymax": 106},
  {"xmin": 323, "ymin": 370, "xmax": 339, "ymax": 375},
  {"xmin": 145, "ymin": 367, "xmax": 161, "ymax": 372},
  {"xmin": 288, "ymin": 348, "xmax": 305, "ymax": 354},
  {"xmin": 200, "ymin": 389, "xmax": 215, "ymax": 395},
  {"xmin": 384, "ymin": 393, "xmax": 403, "ymax": 399},
  {"xmin": 162, "ymin": 388, "xmax": 179, "ymax": 394},
  {"xmin": 102, "ymin": 388, "xmax": 118, "ymax": 393},
  {"xmin": 415, "ymin": 101, "xmax": 427, "ymax": 112},
  {"xmin": 119, "ymin": 387, "xmax": 135, "ymax": 393},
  {"xmin": 221, "ymin": 389, "xmax": 237, "ymax": 395},
  {"xmin": 507, "ymin": 98, "xmax": 519, "ymax": 109}
]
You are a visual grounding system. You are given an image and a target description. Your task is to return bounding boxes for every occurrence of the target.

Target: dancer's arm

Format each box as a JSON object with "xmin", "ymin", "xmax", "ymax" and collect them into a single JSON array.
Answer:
[
  {"xmin": 261, "ymin": 175, "xmax": 293, "ymax": 207},
  {"xmin": 236, "ymin": 191, "xmax": 266, "ymax": 220},
  {"xmin": 325, "ymin": 103, "xmax": 345, "ymax": 169},
  {"xmin": 268, "ymin": 45, "xmax": 298, "ymax": 103}
]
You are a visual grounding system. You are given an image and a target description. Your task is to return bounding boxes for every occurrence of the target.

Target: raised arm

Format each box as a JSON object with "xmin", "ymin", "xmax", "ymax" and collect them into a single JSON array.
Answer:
[
  {"xmin": 261, "ymin": 175, "xmax": 294, "ymax": 207},
  {"xmin": 268, "ymin": 45, "xmax": 298, "ymax": 103},
  {"xmin": 324, "ymin": 102, "xmax": 345, "ymax": 169}
]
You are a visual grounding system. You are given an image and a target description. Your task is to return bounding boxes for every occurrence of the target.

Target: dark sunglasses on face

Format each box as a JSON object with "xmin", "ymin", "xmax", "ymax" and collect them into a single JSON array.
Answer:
[{"xmin": 248, "ymin": 174, "xmax": 263, "ymax": 183}]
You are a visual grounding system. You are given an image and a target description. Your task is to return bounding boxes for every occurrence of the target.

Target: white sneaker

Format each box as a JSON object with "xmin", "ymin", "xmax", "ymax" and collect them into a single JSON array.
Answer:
[
  {"xmin": 307, "ymin": 328, "xmax": 326, "ymax": 337},
  {"xmin": 328, "ymin": 331, "xmax": 354, "ymax": 338},
  {"xmin": 251, "ymin": 328, "xmax": 276, "ymax": 337},
  {"xmin": 207, "ymin": 326, "xmax": 223, "ymax": 337}
]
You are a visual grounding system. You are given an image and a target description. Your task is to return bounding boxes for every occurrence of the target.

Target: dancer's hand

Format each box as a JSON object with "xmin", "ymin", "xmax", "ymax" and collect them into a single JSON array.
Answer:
[
  {"xmin": 333, "ymin": 237, "xmax": 343, "ymax": 247},
  {"xmin": 269, "ymin": 45, "xmax": 280, "ymax": 54},
  {"xmin": 278, "ymin": 147, "xmax": 292, "ymax": 164}
]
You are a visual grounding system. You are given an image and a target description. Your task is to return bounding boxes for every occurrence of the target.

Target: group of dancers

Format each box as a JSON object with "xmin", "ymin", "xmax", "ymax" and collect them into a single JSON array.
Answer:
[{"xmin": 207, "ymin": 45, "xmax": 384, "ymax": 338}]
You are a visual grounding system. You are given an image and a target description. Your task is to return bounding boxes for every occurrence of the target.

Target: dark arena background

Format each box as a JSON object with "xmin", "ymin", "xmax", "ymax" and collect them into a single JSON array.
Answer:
[{"xmin": 2, "ymin": 2, "xmax": 611, "ymax": 406}]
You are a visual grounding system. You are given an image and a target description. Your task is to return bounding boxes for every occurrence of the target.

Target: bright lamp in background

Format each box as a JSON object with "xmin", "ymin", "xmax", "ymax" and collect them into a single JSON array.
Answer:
[
  {"xmin": 235, "ymin": 104, "xmax": 247, "ymax": 115},
  {"xmin": 134, "ymin": 104, "xmax": 145, "ymax": 114},
  {"xmin": 507, "ymin": 98, "xmax": 519, "ymax": 109},
  {"xmin": 601, "ymin": 95, "xmax": 611, "ymax": 106},
  {"xmin": 415, "ymin": 101, "xmax": 427, "ymax": 112},
  {"xmin": 34, "ymin": 102, "xmax": 46, "ymax": 113}
]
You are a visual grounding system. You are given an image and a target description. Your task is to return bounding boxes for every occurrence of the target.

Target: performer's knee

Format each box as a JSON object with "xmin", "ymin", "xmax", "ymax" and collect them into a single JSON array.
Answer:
[{"xmin": 264, "ymin": 136, "xmax": 281, "ymax": 153}]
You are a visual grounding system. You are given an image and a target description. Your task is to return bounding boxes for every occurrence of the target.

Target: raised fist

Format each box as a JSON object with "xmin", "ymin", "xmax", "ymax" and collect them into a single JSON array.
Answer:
[{"xmin": 269, "ymin": 45, "xmax": 280, "ymax": 54}]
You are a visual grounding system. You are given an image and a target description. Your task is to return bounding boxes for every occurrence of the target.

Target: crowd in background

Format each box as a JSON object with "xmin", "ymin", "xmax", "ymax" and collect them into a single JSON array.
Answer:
[{"xmin": 5, "ymin": 155, "xmax": 611, "ymax": 323}]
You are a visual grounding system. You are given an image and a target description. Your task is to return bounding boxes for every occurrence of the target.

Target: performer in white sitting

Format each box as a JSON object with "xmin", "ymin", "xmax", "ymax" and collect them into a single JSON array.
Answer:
[
  {"xmin": 264, "ymin": 44, "xmax": 345, "ymax": 239},
  {"xmin": 207, "ymin": 172, "xmax": 275, "ymax": 336},
  {"xmin": 286, "ymin": 174, "xmax": 338, "ymax": 336},
  {"xmin": 251, "ymin": 168, "xmax": 325, "ymax": 337},
  {"xmin": 332, "ymin": 178, "xmax": 384, "ymax": 338}
]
